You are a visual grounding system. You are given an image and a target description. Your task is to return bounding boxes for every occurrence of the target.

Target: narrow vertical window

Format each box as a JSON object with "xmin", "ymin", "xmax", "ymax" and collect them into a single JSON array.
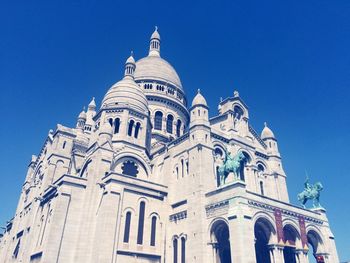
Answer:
[
  {"xmin": 128, "ymin": 120, "xmax": 135, "ymax": 136},
  {"xmin": 114, "ymin": 118, "xmax": 120, "ymax": 134},
  {"xmin": 150, "ymin": 216, "xmax": 157, "ymax": 246},
  {"xmin": 154, "ymin": 111, "xmax": 163, "ymax": 131},
  {"xmin": 123, "ymin": 212, "xmax": 132, "ymax": 243},
  {"xmin": 167, "ymin": 115, "xmax": 174, "ymax": 134},
  {"xmin": 176, "ymin": 120, "xmax": 182, "ymax": 137},
  {"xmin": 137, "ymin": 201, "xmax": 145, "ymax": 245},
  {"xmin": 134, "ymin": 122, "xmax": 141, "ymax": 138},
  {"xmin": 13, "ymin": 239, "xmax": 21, "ymax": 259},
  {"xmin": 62, "ymin": 141, "xmax": 66, "ymax": 149},
  {"xmin": 173, "ymin": 238, "xmax": 178, "ymax": 263},
  {"xmin": 109, "ymin": 118, "xmax": 113, "ymax": 127},
  {"xmin": 181, "ymin": 237, "xmax": 186, "ymax": 263},
  {"xmin": 181, "ymin": 159, "xmax": 184, "ymax": 177},
  {"xmin": 260, "ymin": 181, "xmax": 264, "ymax": 196}
]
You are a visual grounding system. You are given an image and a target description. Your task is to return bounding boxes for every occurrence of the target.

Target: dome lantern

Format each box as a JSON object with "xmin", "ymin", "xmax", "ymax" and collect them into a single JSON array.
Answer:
[
  {"xmin": 149, "ymin": 26, "xmax": 161, "ymax": 57},
  {"xmin": 124, "ymin": 52, "xmax": 136, "ymax": 78}
]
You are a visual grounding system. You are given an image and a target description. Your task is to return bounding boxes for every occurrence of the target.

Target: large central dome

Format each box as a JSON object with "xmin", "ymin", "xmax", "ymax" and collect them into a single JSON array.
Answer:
[
  {"xmin": 132, "ymin": 27, "xmax": 189, "ymax": 144},
  {"xmin": 134, "ymin": 56, "xmax": 183, "ymax": 90}
]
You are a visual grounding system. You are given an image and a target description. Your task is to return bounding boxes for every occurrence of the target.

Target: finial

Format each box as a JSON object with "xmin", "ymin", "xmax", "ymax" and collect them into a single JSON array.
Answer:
[
  {"xmin": 220, "ymin": 97, "xmax": 223, "ymax": 102},
  {"xmin": 155, "ymin": 25, "xmax": 158, "ymax": 31},
  {"xmin": 234, "ymin": 90, "xmax": 239, "ymax": 97},
  {"xmin": 264, "ymin": 122, "xmax": 267, "ymax": 127},
  {"xmin": 197, "ymin": 88, "xmax": 201, "ymax": 94},
  {"xmin": 130, "ymin": 50, "xmax": 134, "ymax": 57}
]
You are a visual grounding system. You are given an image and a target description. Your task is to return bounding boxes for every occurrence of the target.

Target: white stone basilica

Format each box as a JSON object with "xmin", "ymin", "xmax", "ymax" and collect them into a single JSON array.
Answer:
[{"xmin": 0, "ymin": 28, "xmax": 339, "ymax": 263}]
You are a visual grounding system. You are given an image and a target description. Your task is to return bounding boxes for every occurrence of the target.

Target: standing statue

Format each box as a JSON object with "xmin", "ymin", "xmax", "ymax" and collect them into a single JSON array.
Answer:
[
  {"xmin": 218, "ymin": 150, "xmax": 247, "ymax": 185},
  {"xmin": 297, "ymin": 176, "xmax": 323, "ymax": 208}
]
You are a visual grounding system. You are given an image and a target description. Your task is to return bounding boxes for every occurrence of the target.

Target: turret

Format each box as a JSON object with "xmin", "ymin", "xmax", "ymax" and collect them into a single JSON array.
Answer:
[
  {"xmin": 261, "ymin": 122, "xmax": 279, "ymax": 156},
  {"xmin": 85, "ymin": 97, "xmax": 96, "ymax": 134},
  {"xmin": 98, "ymin": 120, "xmax": 113, "ymax": 144},
  {"xmin": 190, "ymin": 89, "xmax": 209, "ymax": 128},
  {"xmin": 76, "ymin": 109, "xmax": 86, "ymax": 130}
]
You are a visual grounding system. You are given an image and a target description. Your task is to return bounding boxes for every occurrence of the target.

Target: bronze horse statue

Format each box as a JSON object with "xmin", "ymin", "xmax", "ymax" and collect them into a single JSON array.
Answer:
[
  {"xmin": 218, "ymin": 150, "xmax": 247, "ymax": 185},
  {"xmin": 297, "ymin": 178, "xmax": 323, "ymax": 208}
]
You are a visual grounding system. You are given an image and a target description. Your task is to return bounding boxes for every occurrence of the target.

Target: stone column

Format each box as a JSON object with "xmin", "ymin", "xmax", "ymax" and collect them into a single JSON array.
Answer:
[
  {"xmin": 295, "ymin": 249, "xmax": 309, "ymax": 263},
  {"xmin": 268, "ymin": 244, "xmax": 285, "ymax": 263},
  {"xmin": 227, "ymin": 192, "xmax": 256, "ymax": 263}
]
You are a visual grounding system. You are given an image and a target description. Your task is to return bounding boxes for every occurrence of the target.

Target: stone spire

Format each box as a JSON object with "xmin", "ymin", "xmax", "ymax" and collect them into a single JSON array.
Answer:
[
  {"xmin": 124, "ymin": 51, "xmax": 136, "ymax": 78},
  {"xmin": 88, "ymin": 97, "xmax": 96, "ymax": 111},
  {"xmin": 76, "ymin": 108, "xmax": 86, "ymax": 130},
  {"xmin": 149, "ymin": 26, "xmax": 161, "ymax": 57}
]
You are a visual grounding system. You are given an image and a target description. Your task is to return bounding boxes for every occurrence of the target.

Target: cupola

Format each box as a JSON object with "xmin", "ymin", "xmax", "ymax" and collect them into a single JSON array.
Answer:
[
  {"xmin": 261, "ymin": 122, "xmax": 279, "ymax": 155},
  {"xmin": 149, "ymin": 26, "xmax": 161, "ymax": 57},
  {"xmin": 190, "ymin": 89, "xmax": 209, "ymax": 127}
]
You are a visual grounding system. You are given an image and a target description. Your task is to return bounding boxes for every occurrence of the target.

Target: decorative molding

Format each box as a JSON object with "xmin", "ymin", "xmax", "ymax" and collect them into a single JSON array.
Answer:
[
  {"xmin": 169, "ymin": 210, "xmax": 187, "ymax": 222},
  {"xmin": 205, "ymin": 199, "xmax": 229, "ymax": 217},
  {"xmin": 247, "ymin": 200, "xmax": 323, "ymax": 225}
]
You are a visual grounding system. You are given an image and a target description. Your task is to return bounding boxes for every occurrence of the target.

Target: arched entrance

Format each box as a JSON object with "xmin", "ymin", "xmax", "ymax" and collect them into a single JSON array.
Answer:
[
  {"xmin": 210, "ymin": 220, "xmax": 232, "ymax": 263},
  {"xmin": 254, "ymin": 218, "xmax": 274, "ymax": 263},
  {"xmin": 307, "ymin": 230, "xmax": 324, "ymax": 263},
  {"xmin": 283, "ymin": 225, "xmax": 299, "ymax": 263}
]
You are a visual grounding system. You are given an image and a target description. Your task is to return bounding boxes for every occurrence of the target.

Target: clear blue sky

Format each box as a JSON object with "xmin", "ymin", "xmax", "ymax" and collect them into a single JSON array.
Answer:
[{"xmin": 0, "ymin": 0, "xmax": 349, "ymax": 260}]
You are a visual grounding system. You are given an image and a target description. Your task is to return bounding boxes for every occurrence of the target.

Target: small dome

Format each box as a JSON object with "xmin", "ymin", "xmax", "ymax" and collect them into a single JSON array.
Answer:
[
  {"xmin": 191, "ymin": 89, "xmax": 207, "ymax": 107},
  {"xmin": 126, "ymin": 54, "xmax": 135, "ymax": 64},
  {"xmin": 151, "ymin": 26, "xmax": 160, "ymax": 40},
  {"xmin": 78, "ymin": 110, "xmax": 87, "ymax": 120},
  {"xmin": 134, "ymin": 56, "xmax": 183, "ymax": 90},
  {"xmin": 101, "ymin": 54, "xmax": 148, "ymax": 113},
  {"xmin": 101, "ymin": 78, "xmax": 149, "ymax": 112},
  {"xmin": 88, "ymin": 97, "xmax": 96, "ymax": 110},
  {"xmin": 261, "ymin": 122, "xmax": 275, "ymax": 139}
]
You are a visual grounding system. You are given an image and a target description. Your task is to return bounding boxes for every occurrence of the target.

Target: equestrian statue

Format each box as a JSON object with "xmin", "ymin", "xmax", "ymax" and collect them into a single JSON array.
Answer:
[
  {"xmin": 218, "ymin": 150, "xmax": 247, "ymax": 185},
  {"xmin": 297, "ymin": 175, "xmax": 323, "ymax": 209}
]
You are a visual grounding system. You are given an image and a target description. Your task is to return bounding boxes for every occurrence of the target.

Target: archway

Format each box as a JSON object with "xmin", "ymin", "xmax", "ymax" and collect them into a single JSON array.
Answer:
[
  {"xmin": 210, "ymin": 220, "xmax": 232, "ymax": 263},
  {"xmin": 254, "ymin": 218, "xmax": 274, "ymax": 263},
  {"xmin": 283, "ymin": 225, "xmax": 298, "ymax": 263},
  {"xmin": 307, "ymin": 230, "xmax": 324, "ymax": 263}
]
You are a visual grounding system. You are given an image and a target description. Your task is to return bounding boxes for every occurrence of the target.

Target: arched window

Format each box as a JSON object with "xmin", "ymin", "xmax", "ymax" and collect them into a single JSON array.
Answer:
[
  {"xmin": 260, "ymin": 181, "xmax": 264, "ymax": 196},
  {"xmin": 128, "ymin": 120, "xmax": 135, "ymax": 136},
  {"xmin": 257, "ymin": 164, "xmax": 265, "ymax": 175},
  {"xmin": 123, "ymin": 212, "xmax": 131, "ymax": 243},
  {"xmin": 154, "ymin": 111, "xmax": 163, "ymax": 131},
  {"xmin": 134, "ymin": 122, "xmax": 141, "ymax": 138},
  {"xmin": 114, "ymin": 118, "xmax": 120, "ymax": 134},
  {"xmin": 173, "ymin": 238, "xmax": 178, "ymax": 263},
  {"xmin": 181, "ymin": 237, "xmax": 186, "ymax": 263},
  {"xmin": 176, "ymin": 120, "xmax": 182, "ymax": 137},
  {"xmin": 137, "ymin": 201, "xmax": 145, "ymax": 245},
  {"xmin": 108, "ymin": 118, "xmax": 113, "ymax": 127},
  {"xmin": 167, "ymin": 115, "xmax": 174, "ymax": 134},
  {"xmin": 150, "ymin": 216, "xmax": 157, "ymax": 246},
  {"xmin": 233, "ymin": 105, "xmax": 244, "ymax": 120}
]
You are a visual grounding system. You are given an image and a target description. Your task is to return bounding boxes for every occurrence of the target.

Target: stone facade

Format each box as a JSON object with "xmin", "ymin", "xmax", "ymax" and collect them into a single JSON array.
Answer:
[{"xmin": 0, "ymin": 28, "xmax": 339, "ymax": 263}]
